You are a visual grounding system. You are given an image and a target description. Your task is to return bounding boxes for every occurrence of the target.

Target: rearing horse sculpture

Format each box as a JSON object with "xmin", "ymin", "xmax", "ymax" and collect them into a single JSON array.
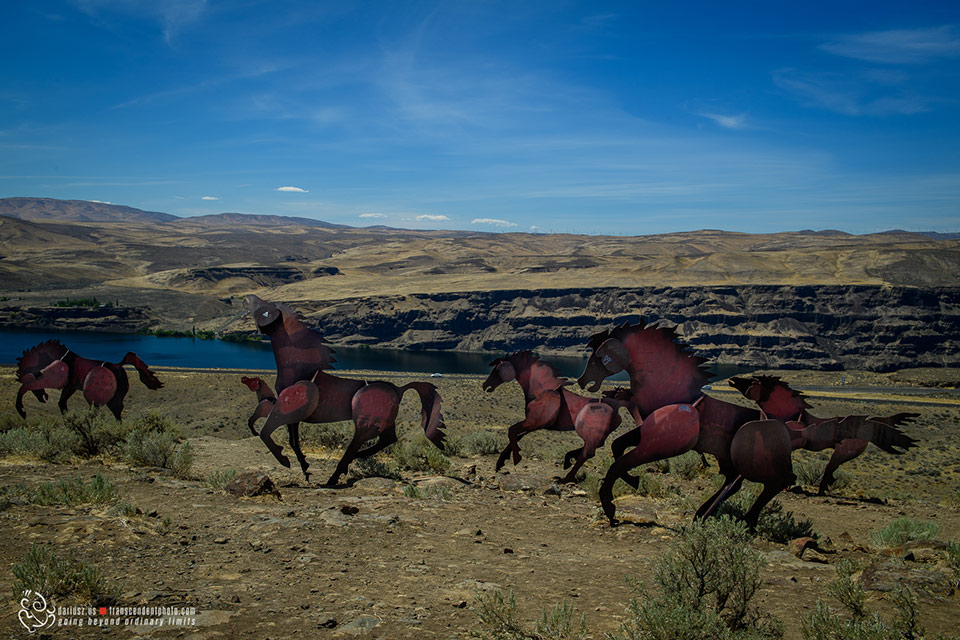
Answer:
[
  {"xmin": 730, "ymin": 375, "xmax": 917, "ymax": 495},
  {"xmin": 15, "ymin": 340, "xmax": 163, "ymax": 420},
  {"xmin": 246, "ymin": 295, "xmax": 446, "ymax": 486},
  {"xmin": 483, "ymin": 351, "xmax": 628, "ymax": 483},
  {"xmin": 577, "ymin": 322, "xmax": 916, "ymax": 527}
]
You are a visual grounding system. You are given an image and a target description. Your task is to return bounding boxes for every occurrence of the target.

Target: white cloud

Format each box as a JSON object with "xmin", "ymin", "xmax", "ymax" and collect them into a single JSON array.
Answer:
[
  {"xmin": 359, "ymin": 213, "xmax": 387, "ymax": 219},
  {"xmin": 201, "ymin": 195, "xmax": 219, "ymax": 200},
  {"xmin": 820, "ymin": 26, "xmax": 960, "ymax": 64},
  {"xmin": 699, "ymin": 112, "xmax": 748, "ymax": 130},
  {"xmin": 89, "ymin": 199, "xmax": 112, "ymax": 204},
  {"xmin": 472, "ymin": 218, "xmax": 517, "ymax": 227},
  {"xmin": 416, "ymin": 214, "xmax": 450, "ymax": 222},
  {"xmin": 276, "ymin": 186, "xmax": 309, "ymax": 193},
  {"xmin": 774, "ymin": 69, "xmax": 932, "ymax": 116}
]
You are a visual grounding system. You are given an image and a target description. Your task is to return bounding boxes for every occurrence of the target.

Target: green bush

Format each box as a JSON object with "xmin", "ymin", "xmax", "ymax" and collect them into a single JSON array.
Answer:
[
  {"xmin": 0, "ymin": 412, "xmax": 26, "ymax": 433},
  {"xmin": 349, "ymin": 456, "xmax": 403, "ymax": 482},
  {"xmin": 947, "ymin": 540, "xmax": 960, "ymax": 589},
  {"xmin": 669, "ymin": 450, "xmax": 706, "ymax": 480},
  {"xmin": 471, "ymin": 589, "xmax": 587, "ymax": 640},
  {"xmin": 302, "ymin": 423, "xmax": 352, "ymax": 450},
  {"xmin": 448, "ymin": 430, "xmax": 504, "ymax": 457},
  {"xmin": 611, "ymin": 517, "xmax": 783, "ymax": 640},
  {"xmin": 716, "ymin": 487, "xmax": 814, "ymax": 543},
  {"xmin": 870, "ymin": 517, "xmax": 940, "ymax": 549},
  {"xmin": 0, "ymin": 422, "xmax": 80, "ymax": 463},
  {"xmin": 122, "ymin": 428, "xmax": 194, "ymax": 478},
  {"xmin": 391, "ymin": 436, "xmax": 451, "ymax": 475},
  {"xmin": 12, "ymin": 544, "xmax": 120, "ymax": 605},
  {"xmin": 34, "ymin": 472, "xmax": 118, "ymax": 506},
  {"xmin": 581, "ymin": 467, "xmax": 664, "ymax": 501},
  {"xmin": 60, "ymin": 408, "xmax": 128, "ymax": 457},
  {"xmin": 206, "ymin": 468, "xmax": 238, "ymax": 490},
  {"xmin": 801, "ymin": 561, "xmax": 929, "ymax": 640},
  {"xmin": 111, "ymin": 501, "xmax": 142, "ymax": 518},
  {"xmin": 793, "ymin": 457, "xmax": 851, "ymax": 492}
]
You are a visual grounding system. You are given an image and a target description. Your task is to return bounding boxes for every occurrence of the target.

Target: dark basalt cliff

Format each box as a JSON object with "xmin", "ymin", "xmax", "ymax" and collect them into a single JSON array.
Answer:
[{"xmin": 300, "ymin": 285, "xmax": 960, "ymax": 372}]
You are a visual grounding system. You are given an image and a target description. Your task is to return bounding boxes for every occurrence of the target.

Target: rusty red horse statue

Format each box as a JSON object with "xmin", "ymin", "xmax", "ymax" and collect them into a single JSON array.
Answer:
[
  {"xmin": 729, "ymin": 375, "xmax": 917, "ymax": 495},
  {"xmin": 245, "ymin": 295, "xmax": 446, "ymax": 486},
  {"xmin": 15, "ymin": 340, "xmax": 163, "ymax": 420},
  {"xmin": 483, "ymin": 351, "xmax": 628, "ymax": 483},
  {"xmin": 577, "ymin": 322, "xmax": 916, "ymax": 527}
]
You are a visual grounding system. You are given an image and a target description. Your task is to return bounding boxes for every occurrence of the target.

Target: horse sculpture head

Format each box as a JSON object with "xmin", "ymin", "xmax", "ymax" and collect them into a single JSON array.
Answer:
[
  {"xmin": 483, "ymin": 357, "xmax": 517, "ymax": 392},
  {"xmin": 729, "ymin": 375, "xmax": 811, "ymax": 421},
  {"xmin": 577, "ymin": 326, "xmax": 631, "ymax": 392},
  {"xmin": 245, "ymin": 294, "xmax": 283, "ymax": 330}
]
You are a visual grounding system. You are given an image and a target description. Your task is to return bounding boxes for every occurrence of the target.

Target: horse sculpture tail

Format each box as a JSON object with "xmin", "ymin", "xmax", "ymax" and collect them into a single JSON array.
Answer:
[
  {"xmin": 798, "ymin": 415, "xmax": 917, "ymax": 454},
  {"xmin": 121, "ymin": 352, "xmax": 164, "ymax": 390},
  {"xmin": 400, "ymin": 382, "xmax": 447, "ymax": 450}
]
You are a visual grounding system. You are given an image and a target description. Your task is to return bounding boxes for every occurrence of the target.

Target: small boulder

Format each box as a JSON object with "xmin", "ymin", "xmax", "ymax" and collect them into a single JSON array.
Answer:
[
  {"xmin": 224, "ymin": 472, "xmax": 282, "ymax": 500},
  {"xmin": 788, "ymin": 537, "xmax": 817, "ymax": 558}
]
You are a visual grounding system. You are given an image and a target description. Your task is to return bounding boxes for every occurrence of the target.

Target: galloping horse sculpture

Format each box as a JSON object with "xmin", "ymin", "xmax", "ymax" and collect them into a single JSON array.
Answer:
[
  {"xmin": 246, "ymin": 295, "xmax": 446, "ymax": 486},
  {"xmin": 577, "ymin": 322, "xmax": 916, "ymax": 527},
  {"xmin": 730, "ymin": 375, "xmax": 917, "ymax": 495},
  {"xmin": 15, "ymin": 340, "xmax": 163, "ymax": 420},
  {"xmin": 483, "ymin": 351, "xmax": 628, "ymax": 483}
]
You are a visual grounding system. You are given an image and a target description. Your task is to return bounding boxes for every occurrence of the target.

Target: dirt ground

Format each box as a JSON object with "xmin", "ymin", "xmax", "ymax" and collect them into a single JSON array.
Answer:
[{"xmin": 1, "ymin": 366, "xmax": 959, "ymax": 639}]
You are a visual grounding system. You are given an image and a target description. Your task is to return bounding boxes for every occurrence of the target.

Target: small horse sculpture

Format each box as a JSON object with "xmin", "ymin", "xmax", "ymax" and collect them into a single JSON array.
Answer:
[
  {"xmin": 246, "ymin": 295, "xmax": 446, "ymax": 486},
  {"xmin": 577, "ymin": 322, "xmax": 915, "ymax": 527},
  {"xmin": 483, "ymin": 351, "xmax": 627, "ymax": 483},
  {"xmin": 241, "ymin": 376, "xmax": 276, "ymax": 435},
  {"xmin": 15, "ymin": 340, "xmax": 163, "ymax": 420},
  {"xmin": 729, "ymin": 375, "xmax": 917, "ymax": 495}
]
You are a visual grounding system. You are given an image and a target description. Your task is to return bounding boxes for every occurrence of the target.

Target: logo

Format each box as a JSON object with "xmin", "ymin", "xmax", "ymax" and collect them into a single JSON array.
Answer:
[{"xmin": 18, "ymin": 590, "xmax": 56, "ymax": 633}]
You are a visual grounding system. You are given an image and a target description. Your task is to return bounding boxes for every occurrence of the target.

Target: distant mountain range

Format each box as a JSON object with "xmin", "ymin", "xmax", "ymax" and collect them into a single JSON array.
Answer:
[
  {"xmin": 1, "ymin": 197, "xmax": 955, "ymax": 238},
  {"xmin": 0, "ymin": 197, "xmax": 353, "ymax": 228}
]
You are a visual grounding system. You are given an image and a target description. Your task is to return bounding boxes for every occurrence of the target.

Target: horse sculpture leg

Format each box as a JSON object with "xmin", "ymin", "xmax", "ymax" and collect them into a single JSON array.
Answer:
[
  {"xmin": 598, "ymin": 404, "xmax": 701, "ymax": 526},
  {"xmin": 559, "ymin": 402, "xmax": 620, "ymax": 484},
  {"xmin": 495, "ymin": 390, "xmax": 562, "ymax": 471},
  {"xmin": 57, "ymin": 387, "xmax": 78, "ymax": 414},
  {"xmin": 286, "ymin": 422, "xmax": 310, "ymax": 481},
  {"xmin": 325, "ymin": 383, "xmax": 400, "ymax": 487},
  {"xmin": 819, "ymin": 439, "xmax": 867, "ymax": 495},
  {"xmin": 248, "ymin": 399, "xmax": 274, "ymax": 436},
  {"xmin": 611, "ymin": 425, "xmax": 643, "ymax": 459},
  {"xmin": 728, "ymin": 419, "xmax": 797, "ymax": 530}
]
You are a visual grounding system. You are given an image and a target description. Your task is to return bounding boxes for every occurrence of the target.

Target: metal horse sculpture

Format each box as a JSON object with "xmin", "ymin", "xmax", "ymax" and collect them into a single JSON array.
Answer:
[
  {"xmin": 15, "ymin": 340, "xmax": 163, "ymax": 420},
  {"xmin": 483, "ymin": 351, "xmax": 627, "ymax": 483},
  {"xmin": 246, "ymin": 295, "xmax": 446, "ymax": 486},
  {"xmin": 729, "ymin": 375, "xmax": 917, "ymax": 495},
  {"xmin": 577, "ymin": 322, "xmax": 916, "ymax": 527}
]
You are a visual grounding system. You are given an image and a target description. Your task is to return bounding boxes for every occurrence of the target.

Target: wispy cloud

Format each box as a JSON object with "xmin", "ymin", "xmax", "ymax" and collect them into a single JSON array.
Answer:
[
  {"xmin": 774, "ymin": 69, "xmax": 932, "ymax": 116},
  {"xmin": 90, "ymin": 199, "xmax": 113, "ymax": 204},
  {"xmin": 359, "ymin": 213, "xmax": 387, "ymax": 219},
  {"xmin": 820, "ymin": 26, "xmax": 960, "ymax": 64},
  {"xmin": 472, "ymin": 218, "xmax": 517, "ymax": 227},
  {"xmin": 416, "ymin": 214, "xmax": 450, "ymax": 222},
  {"xmin": 201, "ymin": 195, "xmax": 219, "ymax": 200},
  {"xmin": 698, "ymin": 112, "xmax": 748, "ymax": 130},
  {"xmin": 74, "ymin": 0, "xmax": 209, "ymax": 44},
  {"xmin": 276, "ymin": 186, "xmax": 309, "ymax": 193}
]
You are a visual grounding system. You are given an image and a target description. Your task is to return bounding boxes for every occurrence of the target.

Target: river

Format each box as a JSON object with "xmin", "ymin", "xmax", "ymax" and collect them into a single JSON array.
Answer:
[{"xmin": 0, "ymin": 327, "xmax": 597, "ymax": 378}]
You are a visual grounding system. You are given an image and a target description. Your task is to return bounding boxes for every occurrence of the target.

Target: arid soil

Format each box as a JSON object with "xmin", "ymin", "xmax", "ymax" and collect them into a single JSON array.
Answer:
[{"xmin": 1, "ymin": 366, "xmax": 959, "ymax": 639}]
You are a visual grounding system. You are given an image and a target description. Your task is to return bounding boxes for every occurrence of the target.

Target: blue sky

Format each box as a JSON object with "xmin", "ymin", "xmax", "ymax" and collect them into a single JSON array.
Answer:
[{"xmin": 2, "ymin": 1, "xmax": 959, "ymax": 235}]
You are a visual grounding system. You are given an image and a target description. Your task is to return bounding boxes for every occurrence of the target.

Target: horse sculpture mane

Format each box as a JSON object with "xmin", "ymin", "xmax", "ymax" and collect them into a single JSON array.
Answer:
[
  {"xmin": 586, "ymin": 320, "xmax": 710, "ymax": 413},
  {"xmin": 17, "ymin": 340, "xmax": 69, "ymax": 382},
  {"xmin": 492, "ymin": 351, "xmax": 569, "ymax": 398},
  {"xmin": 251, "ymin": 297, "xmax": 336, "ymax": 389},
  {"xmin": 729, "ymin": 375, "xmax": 811, "ymax": 420}
]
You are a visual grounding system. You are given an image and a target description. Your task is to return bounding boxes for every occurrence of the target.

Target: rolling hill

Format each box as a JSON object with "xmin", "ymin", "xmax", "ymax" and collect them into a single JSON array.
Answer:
[{"xmin": 1, "ymin": 197, "xmax": 958, "ymax": 370}]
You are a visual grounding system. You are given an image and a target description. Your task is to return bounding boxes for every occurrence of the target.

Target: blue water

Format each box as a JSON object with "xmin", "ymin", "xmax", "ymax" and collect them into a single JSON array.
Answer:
[{"xmin": 0, "ymin": 327, "xmax": 593, "ymax": 377}]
